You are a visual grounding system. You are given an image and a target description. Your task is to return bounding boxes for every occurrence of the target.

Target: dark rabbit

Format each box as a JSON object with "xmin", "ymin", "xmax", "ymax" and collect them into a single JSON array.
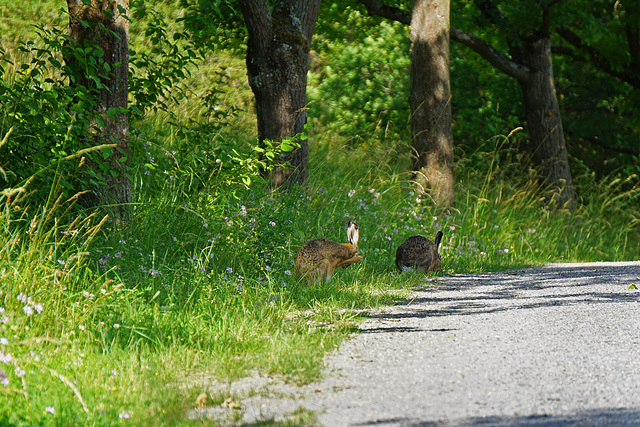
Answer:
[
  {"xmin": 395, "ymin": 231, "xmax": 443, "ymax": 273},
  {"xmin": 294, "ymin": 221, "xmax": 363, "ymax": 284}
]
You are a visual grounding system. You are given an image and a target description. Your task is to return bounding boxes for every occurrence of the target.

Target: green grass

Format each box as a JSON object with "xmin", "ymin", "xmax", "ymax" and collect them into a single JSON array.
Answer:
[{"xmin": 1, "ymin": 1, "xmax": 640, "ymax": 425}]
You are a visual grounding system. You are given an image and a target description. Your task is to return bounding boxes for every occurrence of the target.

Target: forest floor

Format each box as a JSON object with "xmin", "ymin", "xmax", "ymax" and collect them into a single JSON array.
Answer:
[{"xmin": 189, "ymin": 262, "xmax": 640, "ymax": 426}]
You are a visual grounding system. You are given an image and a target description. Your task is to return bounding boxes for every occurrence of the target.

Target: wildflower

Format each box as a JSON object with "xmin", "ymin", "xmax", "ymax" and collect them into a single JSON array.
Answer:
[
  {"xmin": 415, "ymin": 197, "xmax": 421, "ymax": 204},
  {"xmin": 58, "ymin": 259, "xmax": 66, "ymax": 265},
  {"xmin": 23, "ymin": 306, "xmax": 34, "ymax": 317},
  {"xmin": 45, "ymin": 406, "xmax": 55, "ymax": 415},
  {"xmin": 284, "ymin": 270, "xmax": 292, "ymax": 276},
  {"xmin": 83, "ymin": 291, "xmax": 95, "ymax": 300},
  {"xmin": 0, "ymin": 338, "xmax": 7, "ymax": 345},
  {"xmin": 119, "ymin": 239, "xmax": 127, "ymax": 245},
  {"xmin": 348, "ymin": 189, "xmax": 356, "ymax": 197},
  {"xmin": 269, "ymin": 221, "xmax": 276, "ymax": 227},
  {"xmin": 17, "ymin": 293, "xmax": 28, "ymax": 303},
  {"xmin": 114, "ymin": 251, "xmax": 122, "ymax": 259},
  {"xmin": 369, "ymin": 188, "xmax": 375, "ymax": 193},
  {"xmin": 226, "ymin": 267, "xmax": 233, "ymax": 274},
  {"xmin": 34, "ymin": 304, "xmax": 44, "ymax": 314},
  {"xmin": 78, "ymin": 325, "xmax": 85, "ymax": 331},
  {"xmin": 119, "ymin": 412, "xmax": 131, "ymax": 419},
  {"xmin": 0, "ymin": 352, "xmax": 12, "ymax": 363},
  {"xmin": 265, "ymin": 265, "xmax": 271, "ymax": 272},
  {"xmin": 240, "ymin": 205, "xmax": 247, "ymax": 216},
  {"xmin": 374, "ymin": 192, "xmax": 381, "ymax": 199},
  {"xmin": 449, "ymin": 225, "xmax": 456, "ymax": 231},
  {"xmin": 14, "ymin": 368, "xmax": 25, "ymax": 377},
  {"xmin": 113, "ymin": 324, "xmax": 121, "ymax": 329},
  {"xmin": 149, "ymin": 269, "xmax": 161, "ymax": 277},
  {"xmin": 0, "ymin": 370, "xmax": 8, "ymax": 386}
]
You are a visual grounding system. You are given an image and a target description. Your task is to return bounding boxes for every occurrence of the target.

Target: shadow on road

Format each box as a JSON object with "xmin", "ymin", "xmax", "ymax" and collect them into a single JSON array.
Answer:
[
  {"xmin": 350, "ymin": 406, "xmax": 640, "ymax": 426},
  {"xmin": 363, "ymin": 263, "xmax": 640, "ymax": 330}
]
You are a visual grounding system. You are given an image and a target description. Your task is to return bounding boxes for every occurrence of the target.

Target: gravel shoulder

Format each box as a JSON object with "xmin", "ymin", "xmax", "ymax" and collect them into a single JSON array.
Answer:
[{"xmin": 192, "ymin": 262, "xmax": 640, "ymax": 426}]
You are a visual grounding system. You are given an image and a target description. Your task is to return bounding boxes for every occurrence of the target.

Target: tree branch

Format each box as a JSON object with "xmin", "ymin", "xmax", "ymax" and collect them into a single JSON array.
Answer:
[
  {"xmin": 358, "ymin": 0, "xmax": 529, "ymax": 82},
  {"xmin": 358, "ymin": 0, "xmax": 410, "ymax": 25},
  {"xmin": 450, "ymin": 27, "xmax": 530, "ymax": 81}
]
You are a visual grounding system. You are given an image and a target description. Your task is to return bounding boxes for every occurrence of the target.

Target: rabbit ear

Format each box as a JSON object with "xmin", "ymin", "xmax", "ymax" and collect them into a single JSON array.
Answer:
[
  {"xmin": 347, "ymin": 221, "xmax": 360, "ymax": 251},
  {"xmin": 434, "ymin": 231, "xmax": 443, "ymax": 249}
]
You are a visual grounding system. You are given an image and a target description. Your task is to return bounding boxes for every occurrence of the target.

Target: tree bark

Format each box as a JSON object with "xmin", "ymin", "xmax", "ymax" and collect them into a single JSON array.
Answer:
[
  {"xmin": 518, "ymin": 35, "xmax": 575, "ymax": 209},
  {"xmin": 238, "ymin": 0, "xmax": 321, "ymax": 188},
  {"xmin": 410, "ymin": 0, "xmax": 455, "ymax": 208},
  {"xmin": 66, "ymin": 0, "xmax": 131, "ymax": 224}
]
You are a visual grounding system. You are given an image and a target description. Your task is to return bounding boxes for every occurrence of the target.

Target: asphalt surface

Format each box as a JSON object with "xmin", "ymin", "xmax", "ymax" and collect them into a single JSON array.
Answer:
[{"xmin": 194, "ymin": 262, "xmax": 640, "ymax": 426}]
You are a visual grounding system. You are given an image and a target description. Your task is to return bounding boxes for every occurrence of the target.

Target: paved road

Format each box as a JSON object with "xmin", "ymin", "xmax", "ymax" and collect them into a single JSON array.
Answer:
[{"xmin": 196, "ymin": 262, "xmax": 640, "ymax": 426}]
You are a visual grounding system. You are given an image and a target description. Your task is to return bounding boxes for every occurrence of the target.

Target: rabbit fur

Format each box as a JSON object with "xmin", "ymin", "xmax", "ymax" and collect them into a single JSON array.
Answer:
[
  {"xmin": 395, "ymin": 231, "xmax": 443, "ymax": 273},
  {"xmin": 294, "ymin": 221, "xmax": 362, "ymax": 283}
]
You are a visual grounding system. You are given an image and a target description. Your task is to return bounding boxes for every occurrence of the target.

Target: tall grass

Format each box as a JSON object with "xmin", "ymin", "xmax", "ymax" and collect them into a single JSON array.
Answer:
[{"xmin": 2, "ymin": 125, "xmax": 639, "ymax": 424}]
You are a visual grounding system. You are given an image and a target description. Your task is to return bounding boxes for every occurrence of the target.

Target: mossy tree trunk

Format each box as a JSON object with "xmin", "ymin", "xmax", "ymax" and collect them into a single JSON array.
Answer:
[
  {"xmin": 66, "ymin": 0, "xmax": 131, "ymax": 225},
  {"xmin": 238, "ymin": 0, "xmax": 321, "ymax": 188}
]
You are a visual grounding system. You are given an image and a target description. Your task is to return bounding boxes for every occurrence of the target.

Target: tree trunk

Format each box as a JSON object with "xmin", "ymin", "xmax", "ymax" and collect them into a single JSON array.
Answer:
[
  {"xmin": 409, "ymin": 0, "xmax": 455, "ymax": 209},
  {"xmin": 358, "ymin": 1, "xmax": 576, "ymax": 210},
  {"xmin": 518, "ymin": 36, "xmax": 575, "ymax": 209},
  {"xmin": 238, "ymin": 0, "xmax": 320, "ymax": 188},
  {"xmin": 67, "ymin": 0, "xmax": 131, "ymax": 225}
]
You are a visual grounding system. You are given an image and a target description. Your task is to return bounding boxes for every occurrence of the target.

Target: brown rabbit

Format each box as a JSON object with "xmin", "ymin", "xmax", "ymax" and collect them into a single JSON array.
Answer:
[
  {"xmin": 294, "ymin": 221, "xmax": 363, "ymax": 283},
  {"xmin": 395, "ymin": 231, "xmax": 443, "ymax": 273}
]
